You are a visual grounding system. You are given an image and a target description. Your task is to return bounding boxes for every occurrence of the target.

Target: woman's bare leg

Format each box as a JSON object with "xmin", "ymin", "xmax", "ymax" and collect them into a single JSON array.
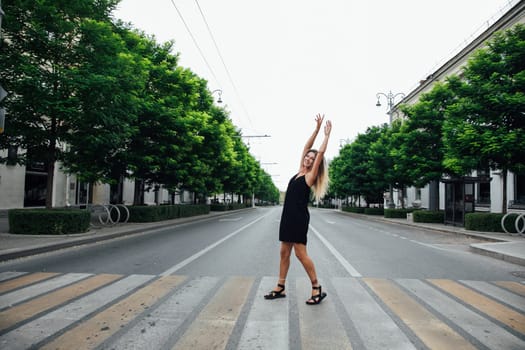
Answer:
[
  {"xmin": 293, "ymin": 243, "xmax": 319, "ymax": 286},
  {"xmin": 270, "ymin": 242, "xmax": 292, "ymax": 293}
]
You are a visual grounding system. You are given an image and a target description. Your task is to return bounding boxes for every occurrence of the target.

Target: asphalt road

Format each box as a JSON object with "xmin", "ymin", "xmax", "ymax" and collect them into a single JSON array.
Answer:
[{"xmin": 1, "ymin": 207, "xmax": 524, "ymax": 349}]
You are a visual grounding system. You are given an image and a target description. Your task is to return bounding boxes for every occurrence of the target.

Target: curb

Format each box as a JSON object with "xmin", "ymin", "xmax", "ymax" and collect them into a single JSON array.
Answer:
[
  {"xmin": 0, "ymin": 209, "xmax": 251, "ymax": 262},
  {"xmin": 469, "ymin": 242, "xmax": 525, "ymax": 267},
  {"xmin": 335, "ymin": 209, "xmax": 525, "ymax": 266}
]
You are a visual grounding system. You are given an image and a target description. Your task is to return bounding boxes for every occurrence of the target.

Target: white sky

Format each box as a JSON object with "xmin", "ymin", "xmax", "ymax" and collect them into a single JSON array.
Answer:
[{"xmin": 113, "ymin": 0, "xmax": 518, "ymax": 191}]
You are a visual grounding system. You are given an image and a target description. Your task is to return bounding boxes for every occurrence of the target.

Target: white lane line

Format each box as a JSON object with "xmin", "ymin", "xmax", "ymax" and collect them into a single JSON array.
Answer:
[
  {"xmin": 238, "ymin": 277, "xmax": 289, "ymax": 349},
  {"xmin": 310, "ymin": 225, "xmax": 362, "ymax": 277},
  {"xmin": 219, "ymin": 217, "xmax": 243, "ymax": 222},
  {"xmin": 161, "ymin": 213, "xmax": 271, "ymax": 276}
]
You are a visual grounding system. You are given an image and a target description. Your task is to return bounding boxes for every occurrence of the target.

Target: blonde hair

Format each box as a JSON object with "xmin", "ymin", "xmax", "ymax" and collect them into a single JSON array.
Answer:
[{"xmin": 308, "ymin": 149, "xmax": 329, "ymax": 202}]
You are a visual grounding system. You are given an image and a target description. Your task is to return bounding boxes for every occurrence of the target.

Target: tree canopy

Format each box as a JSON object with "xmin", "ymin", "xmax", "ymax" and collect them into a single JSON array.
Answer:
[{"xmin": 0, "ymin": 0, "xmax": 278, "ymax": 207}]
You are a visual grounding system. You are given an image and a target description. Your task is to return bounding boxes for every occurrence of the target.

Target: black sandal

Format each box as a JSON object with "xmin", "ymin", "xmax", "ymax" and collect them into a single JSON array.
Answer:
[
  {"xmin": 264, "ymin": 283, "xmax": 286, "ymax": 299},
  {"xmin": 306, "ymin": 285, "xmax": 327, "ymax": 305}
]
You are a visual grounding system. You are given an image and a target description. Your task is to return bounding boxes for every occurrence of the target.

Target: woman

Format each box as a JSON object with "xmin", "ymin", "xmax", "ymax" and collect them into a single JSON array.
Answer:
[{"xmin": 264, "ymin": 114, "xmax": 331, "ymax": 305}]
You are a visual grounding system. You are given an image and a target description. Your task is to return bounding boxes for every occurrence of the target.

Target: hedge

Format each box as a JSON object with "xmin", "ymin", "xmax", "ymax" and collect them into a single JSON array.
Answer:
[
  {"xmin": 210, "ymin": 204, "xmax": 229, "ymax": 211},
  {"xmin": 413, "ymin": 210, "xmax": 444, "ymax": 223},
  {"xmin": 179, "ymin": 204, "xmax": 210, "ymax": 217},
  {"xmin": 364, "ymin": 208, "xmax": 384, "ymax": 216},
  {"xmin": 384, "ymin": 208, "xmax": 414, "ymax": 218},
  {"xmin": 210, "ymin": 203, "xmax": 250, "ymax": 211},
  {"xmin": 342, "ymin": 206, "xmax": 365, "ymax": 214},
  {"xmin": 127, "ymin": 204, "xmax": 210, "ymax": 222},
  {"xmin": 465, "ymin": 212, "xmax": 520, "ymax": 233},
  {"xmin": 8, "ymin": 209, "xmax": 90, "ymax": 235}
]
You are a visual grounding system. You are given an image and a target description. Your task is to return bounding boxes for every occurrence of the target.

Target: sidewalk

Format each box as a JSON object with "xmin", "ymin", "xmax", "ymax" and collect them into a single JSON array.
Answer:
[
  {"xmin": 337, "ymin": 211, "xmax": 525, "ymax": 267},
  {"xmin": 1, "ymin": 209, "xmax": 524, "ymax": 266},
  {"xmin": 0, "ymin": 210, "xmax": 237, "ymax": 262}
]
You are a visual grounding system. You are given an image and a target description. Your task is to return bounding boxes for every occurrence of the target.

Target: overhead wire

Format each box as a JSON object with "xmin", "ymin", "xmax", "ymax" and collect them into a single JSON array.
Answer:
[
  {"xmin": 194, "ymin": 0, "xmax": 253, "ymax": 127},
  {"xmin": 168, "ymin": 0, "xmax": 221, "ymax": 89}
]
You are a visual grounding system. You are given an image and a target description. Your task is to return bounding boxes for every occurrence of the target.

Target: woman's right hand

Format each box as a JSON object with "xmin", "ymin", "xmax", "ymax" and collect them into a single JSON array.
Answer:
[{"xmin": 315, "ymin": 114, "xmax": 324, "ymax": 130}]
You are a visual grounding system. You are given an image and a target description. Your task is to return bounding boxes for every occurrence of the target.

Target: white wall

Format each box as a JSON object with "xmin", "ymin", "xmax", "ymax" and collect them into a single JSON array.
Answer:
[{"xmin": 0, "ymin": 161, "xmax": 25, "ymax": 209}]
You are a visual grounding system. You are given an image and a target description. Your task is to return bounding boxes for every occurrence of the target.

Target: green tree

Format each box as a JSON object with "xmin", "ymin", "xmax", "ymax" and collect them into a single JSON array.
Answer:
[
  {"xmin": 254, "ymin": 170, "xmax": 279, "ymax": 204},
  {"xmin": 398, "ymin": 82, "xmax": 456, "ymax": 210},
  {"xmin": 362, "ymin": 124, "xmax": 391, "ymax": 206},
  {"xmin": 443, "ymin": 24, "xmax": 525, "ymax": 213},
  {"xmin": 330, "ymin": 126, "xmax": 388, "ymax": 207},
  {"xmin": 0, "ymin": 0, "xmax": 122, "ymax": 208},
  {"xmin": 62, "ymin": 19, "xmax": 144, "ymax": 185}
]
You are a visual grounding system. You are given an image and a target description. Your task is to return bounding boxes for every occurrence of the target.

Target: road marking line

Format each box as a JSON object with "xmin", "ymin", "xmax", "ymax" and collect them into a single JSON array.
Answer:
[
  {"xmin": 333, "ymin": 277, "xmax": 415, "ymax": 349},
  {"xmin": 494, "ymin": 281, "xmax": 525, "ymax": 297},
  {"xmin": 0, "ymin": 273, "xmax": 91, "ymax": 310},
  {"xmin": 161, "ymin": 213, "xmax": 271, "ymax": 276},
  {"xmin": 461, "ymin": 280, "xmax": 525, "ymax": 312},
  {"xmin": 0, "ymin": 274, "xmax": 121, "ymax": 332},
  {"xmin": 296, "ymin": 277, "xmax": 353, "ymax": 349},
  {"xmin": 365, "ymin": 278, "xmax": 476, "ymax": 350},
  {"xmin": 238, "ymin": 277, "xmax": 288, "ymax": 349},
  {"xmin": 400, "ymin": 278, "xmax": 525, "ymax": 350},
  {"xmin": 219, "ymin": 217, "xmax": 243, "ymax": 222},
  {"xmin": 0, "ymin": 272, "xmax": 27, "ymax": 282},
  {"xmin": 173, "ymin": 276, "xmax": 253, "ymax": 350},
  {"xmin": 106, "ymin": 276, "xmax": 220, "ymax": 350},
  {"xmin": 429, "ymin": 279, "xmax": 525, "ymax": 334},
  {"xmin": 310, "ymin": 225, "xmax": 362, "ymax": 277},
  {"xmin": 41, "ymin": 275, "xmax": 186, "ymax": 350},
  {"xmin": 0, "ymin": 274, "xmax": 155, "ymax": 350},
  {"xmin": 0, "ymin": 272, "xmax": 59, "ymax": 294}
]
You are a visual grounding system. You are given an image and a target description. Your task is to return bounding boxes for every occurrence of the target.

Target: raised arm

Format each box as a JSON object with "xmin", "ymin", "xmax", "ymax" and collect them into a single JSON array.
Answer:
[
  {"xmin": 305, "ymin": 120, "xmax": 332, "ymax": 187},
  {"xmin": 299, "ymin": 114, "xmax": 324, "ymax": 170}
]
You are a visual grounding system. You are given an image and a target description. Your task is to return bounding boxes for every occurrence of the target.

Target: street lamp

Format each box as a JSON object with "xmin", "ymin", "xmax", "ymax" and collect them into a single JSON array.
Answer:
[
  {"xmin": 211, "ymin": 89, "xmax": 223, "ymax": 103},
  {"xmin": 375, "ymin": 91, "xmax": 405, "ymax": 124},
  {"xmin": 375, "ymin": 90, "xmax": 405, "ymax": 208}
]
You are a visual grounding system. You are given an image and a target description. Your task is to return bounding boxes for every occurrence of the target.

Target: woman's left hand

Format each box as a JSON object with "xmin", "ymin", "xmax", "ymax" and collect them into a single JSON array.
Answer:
[{"xmin": 324, "ymin": 120, "xmax": 332, "ymax": 136}]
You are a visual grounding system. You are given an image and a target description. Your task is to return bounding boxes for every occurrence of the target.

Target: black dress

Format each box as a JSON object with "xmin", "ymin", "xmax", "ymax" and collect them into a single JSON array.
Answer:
[{"xmin": 279, "ymin": 174, "xmax": 311, "ymax": 244}]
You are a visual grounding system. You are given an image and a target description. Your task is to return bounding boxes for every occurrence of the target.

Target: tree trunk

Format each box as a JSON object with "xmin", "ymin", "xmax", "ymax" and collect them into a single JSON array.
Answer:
[
  {"xmin": 133, "ymin": 179, "xmax": 144, "ymax": 205},
  {"xmin": 502, "ymin": 168, "xmax": 508, "ymax": 214},
  {"xmin": 45, "ymin": 159, "xmax": 55, "ymax": 209},
  {"xmin": 428, "ymin": 180, "xmax": 440, "ymax": 211}
]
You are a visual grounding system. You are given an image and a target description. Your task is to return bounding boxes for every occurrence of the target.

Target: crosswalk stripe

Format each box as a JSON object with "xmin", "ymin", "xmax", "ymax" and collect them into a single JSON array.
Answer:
[
  {"xmin": 332, "ymin": 277, "xmax": 416, "ymax": 349},
  {"xmin": 41, "ymin": 275, "xmax": 186, "ymax": 350},
  {"xmin": 429, "ymin": 279, "xmax": 525, "ymax": 335},
  {"xmin": 296, "ymin": 277, "xmax": 353, "ymax": 350},
  {"xmin": 0, "ymin": 273, "xmax": 91, "ymax": 310},
  {"xmin": 238, "ymin": 277, "xmax": 289, "ymax": 349},
  {"xmin": 173, "ymin": 276, "xmax": 253, "ymax": 350},
  {"xmin": 494, "ymin": 281, "xmax": 525, "ymax": 297},
  {"xmin": 364, "ymin": 278, "xmax": 476, "ymax": 350},
  {"xmin": 0, "ymin": 274, "xmax": 121, "ymax": 332},
  {"xmin": 104, "ymin": 276, "xmax": 220, "ymax": 350},
  {"xmin": 0, "ymin": 272, "xmax": 27, "ymax": 282},
  {"xmin": 0, "ymin": 271, "xmax": 524, "ymax": 350},
  {"xmin": 0, "ymin": 272, "xmax": 59, "ymax": 294},
  {"xmin": 461, "ymin": 280, "xmax": 525, "ymax": 312},
  {"xmin": 400, "ymin": 279, "xmax": 525, "ymax": 349},
  {"xmin": 0, "ymin": 274, "xmax": 154, "ymax": 350}
]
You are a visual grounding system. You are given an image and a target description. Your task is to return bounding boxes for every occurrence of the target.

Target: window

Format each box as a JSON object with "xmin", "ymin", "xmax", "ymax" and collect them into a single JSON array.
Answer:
[
  {"xmin": 6, "ymin": 146, "xmax": 17, "ymax": 165},
  {"xmin": 476, "ymin": 168, "xmax": 490, "ymax": 205},
  {"xmin": 516, "ymin": 174, "xmax": 525, "ymax": 205}
]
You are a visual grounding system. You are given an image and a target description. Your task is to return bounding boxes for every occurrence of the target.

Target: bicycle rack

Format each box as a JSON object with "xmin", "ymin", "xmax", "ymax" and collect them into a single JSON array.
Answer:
[
  {"xmin": 500, "ymin": 212, "xmax": 525, "ymax": 236},
  {"xmin": 88, "ymin": 204, "xmax": 130, "ymax": 228}
]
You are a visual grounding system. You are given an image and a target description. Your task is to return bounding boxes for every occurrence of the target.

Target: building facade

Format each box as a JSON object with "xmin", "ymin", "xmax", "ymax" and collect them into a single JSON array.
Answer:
[{"xmin": 389, "ymin": 1, "xmax": 525, "ymax": 217}]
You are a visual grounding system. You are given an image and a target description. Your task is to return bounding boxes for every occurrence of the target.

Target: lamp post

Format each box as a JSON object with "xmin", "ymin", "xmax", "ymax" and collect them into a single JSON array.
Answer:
[
  {"xmin": 375, "ymin": 90, "xmax": 405, "ymax": 208},
  {"xmin": 211, "ymin": 89, "xmax": 223, "ymax": 103},
  {"xmin": 375, "ymin": 91, "xmax": 405, "ymax": 124}
]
